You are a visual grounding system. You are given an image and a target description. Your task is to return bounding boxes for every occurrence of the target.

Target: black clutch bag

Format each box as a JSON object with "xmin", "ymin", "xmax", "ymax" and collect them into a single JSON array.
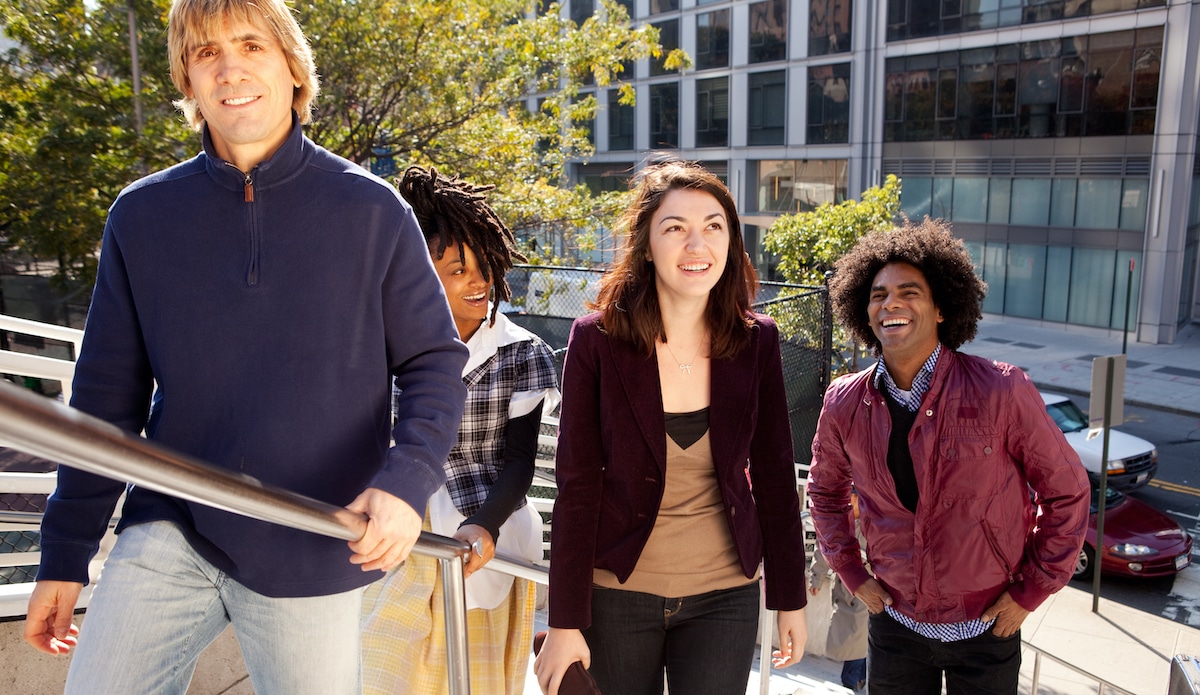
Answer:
[{"xmin": 533, "ymin": 630, "xmax": 602, "ymax": 695}]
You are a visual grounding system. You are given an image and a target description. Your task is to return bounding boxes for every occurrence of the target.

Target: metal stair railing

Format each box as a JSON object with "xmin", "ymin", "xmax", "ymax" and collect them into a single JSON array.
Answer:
[
  {"xmin": 1023, "ymin": 640, "xmax": 1136, "ymax": 695},
  {"xmin": 0, "ymin": 378, "xmax": 547, "ymax": 695},
  {"xmin": 0, "ymin": 314, "xmax": 83, "ymax": 404}
]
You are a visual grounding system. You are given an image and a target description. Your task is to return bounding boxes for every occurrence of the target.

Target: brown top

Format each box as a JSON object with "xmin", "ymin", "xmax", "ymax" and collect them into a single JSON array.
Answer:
[{"xmin": 594, "ymin": 431, "xmax": 757, "ymax": 596}]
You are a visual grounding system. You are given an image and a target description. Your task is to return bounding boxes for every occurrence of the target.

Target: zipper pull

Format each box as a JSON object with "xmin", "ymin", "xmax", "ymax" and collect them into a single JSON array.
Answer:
[{"xmin": 244, "ymin": 173, "xmax": 254, "ymax": 203}]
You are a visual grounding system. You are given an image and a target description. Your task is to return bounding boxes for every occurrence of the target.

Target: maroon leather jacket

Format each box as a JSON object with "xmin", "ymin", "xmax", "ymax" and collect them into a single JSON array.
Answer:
[
  {"xmin": 807, "ymin": 350, "xmax": 1088, "ymax": 623},
  {"xmin": 548, "ymin": 312, "xmax": 807, "ymax": 629}
]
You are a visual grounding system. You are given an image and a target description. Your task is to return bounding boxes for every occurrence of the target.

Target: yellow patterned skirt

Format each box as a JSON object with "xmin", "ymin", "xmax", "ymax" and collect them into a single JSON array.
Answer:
[{"xmin": 361, "ymin": 535, "xmax": 535, "ymax": 695}]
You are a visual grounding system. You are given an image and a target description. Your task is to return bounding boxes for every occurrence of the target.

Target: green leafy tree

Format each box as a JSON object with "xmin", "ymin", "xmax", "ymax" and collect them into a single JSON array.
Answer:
[
  {"xmin": 764, "ymin": 174, "xmax": 902, "ymax": 286},
  {"xmin": 0, "ymin": 0, "xmax": 190, "ymax": 286},
  {"xmin": 298, "ymin": 0, "xmax": 686, "ymax": 261},
  {"xmin": 763, "ymin": 174, "xmax": 903, "ymax": 373}
]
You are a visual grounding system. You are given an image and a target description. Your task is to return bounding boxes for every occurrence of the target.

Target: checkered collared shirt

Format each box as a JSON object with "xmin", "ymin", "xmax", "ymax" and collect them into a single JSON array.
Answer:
[
  {"xmin": 395, "ymin": 313, "xmax": 559, "ymax": 517},
  {"xmin": 874, "ymin": 344, "xmax": 998, "ymax": 642}
]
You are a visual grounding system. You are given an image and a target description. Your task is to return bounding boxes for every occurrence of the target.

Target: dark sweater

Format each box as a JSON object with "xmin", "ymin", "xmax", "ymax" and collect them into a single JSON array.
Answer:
[
  {"xmin": 38, "ymin": 117, "xmax": 468, "ymax": 597},
  {"xmin": 883, "ymin": 393, "xmax": 920, "ymax": 513}
]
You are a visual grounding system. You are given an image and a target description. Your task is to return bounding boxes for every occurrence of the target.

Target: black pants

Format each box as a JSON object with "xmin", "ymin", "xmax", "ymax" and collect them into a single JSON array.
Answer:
[
  {"xmin": 582, "ymin": 582, "xmax": 760, "ymax": 695},
  {"xmin": 867, "ymin": 611, "xmax": 1021, "ymax": 695}
]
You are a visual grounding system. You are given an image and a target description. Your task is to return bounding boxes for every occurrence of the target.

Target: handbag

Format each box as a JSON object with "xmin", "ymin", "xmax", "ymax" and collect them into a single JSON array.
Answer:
[{"xmin": 532, "ymin": 631, "xmax": 602, "ymax": 695}]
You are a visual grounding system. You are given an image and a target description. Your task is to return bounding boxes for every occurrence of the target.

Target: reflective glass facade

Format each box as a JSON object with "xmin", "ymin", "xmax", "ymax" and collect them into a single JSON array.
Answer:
[
  {"xmin": 887, "ymin": 0, "xmax": 1166, "ymax": 42},
  {"xmin": 885, "ymin": 29, "xmax": 1163, "ymax": 142}
]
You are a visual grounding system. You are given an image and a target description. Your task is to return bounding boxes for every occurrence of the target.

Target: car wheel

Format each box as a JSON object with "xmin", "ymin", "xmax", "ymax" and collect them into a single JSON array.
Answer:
[{"xmin": 1074, "ymin": 544, "xmax": 1095, "ymax": 580}]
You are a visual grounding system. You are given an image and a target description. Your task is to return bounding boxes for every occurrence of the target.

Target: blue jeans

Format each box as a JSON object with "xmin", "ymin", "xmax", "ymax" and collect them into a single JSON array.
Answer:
[
  {"xmin": 867, "ymin": 611, "xmax": 1021, "ymax": 695},
  {"xmin": 582, "ymin": 582, "xmax": 760, "ymax": 695},
  {"xmin": 842, "ymin": 657, "xmax": 867, "ymax": 689},
  {"xmin": 64, "ymin": 521, "xmax": 366, "ymax": 695}
]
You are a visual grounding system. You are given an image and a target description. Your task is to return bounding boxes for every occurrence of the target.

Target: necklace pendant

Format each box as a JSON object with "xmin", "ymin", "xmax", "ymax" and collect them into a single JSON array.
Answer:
[{"xmin": 679, "ymin": 363, "xmax": 692, "ymax": 375}]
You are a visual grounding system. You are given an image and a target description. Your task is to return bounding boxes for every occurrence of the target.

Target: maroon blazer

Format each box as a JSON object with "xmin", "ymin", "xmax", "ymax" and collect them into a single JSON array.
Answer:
[{"xmin": 548, "ymin": 311, "xmax": 808, "ymax": 629}]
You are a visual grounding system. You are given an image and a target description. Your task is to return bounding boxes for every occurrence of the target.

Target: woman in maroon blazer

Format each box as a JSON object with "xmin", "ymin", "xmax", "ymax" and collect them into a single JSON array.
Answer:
[{"xmin": 534, "ymin": 160, "xmax": 808, "ymax": 695}]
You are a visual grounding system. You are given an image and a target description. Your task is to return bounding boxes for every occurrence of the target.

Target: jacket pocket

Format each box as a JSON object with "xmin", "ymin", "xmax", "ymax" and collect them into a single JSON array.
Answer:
[
  {"xmin": 980, "ymin": 519, "xmax": 1016, "ymax": 584},
  {"xmin": 940, "ymin": 436, "xmax": 1002, "ymax": 499}
]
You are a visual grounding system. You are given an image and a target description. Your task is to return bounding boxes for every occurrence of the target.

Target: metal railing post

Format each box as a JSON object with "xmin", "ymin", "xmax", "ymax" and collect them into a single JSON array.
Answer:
[
  {"xmin": 758, "ymin": 578, "xmax": 772, "ymax": 695},
  {"xmin": 440, "ymin": 556, "xmax": 471, "ymax": 695}
]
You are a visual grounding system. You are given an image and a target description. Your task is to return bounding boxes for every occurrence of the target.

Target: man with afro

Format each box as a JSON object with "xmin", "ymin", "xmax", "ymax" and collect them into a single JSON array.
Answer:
[{"xmin": 807, "ymin": 218, "xmax": 1089, "ymax": 695}]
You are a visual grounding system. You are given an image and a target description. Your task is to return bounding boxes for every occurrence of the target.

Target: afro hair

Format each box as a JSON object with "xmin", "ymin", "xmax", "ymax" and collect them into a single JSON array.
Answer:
[{"xmin": 829, "ymin": 218, "xmax": 987, "ymax": 354}]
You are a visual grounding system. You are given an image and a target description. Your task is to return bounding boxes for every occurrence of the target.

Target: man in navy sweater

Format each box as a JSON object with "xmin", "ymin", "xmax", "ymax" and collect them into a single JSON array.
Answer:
[{"xmin": 22, "ymin": 0, "xmax": 468, "ymax": 692}]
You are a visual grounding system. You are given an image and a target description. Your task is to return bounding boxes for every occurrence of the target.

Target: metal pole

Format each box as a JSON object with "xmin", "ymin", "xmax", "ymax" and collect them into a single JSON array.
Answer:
[
  {"xmin": 125, "ymin": 0, "xmax": 147, "ymax": 180},
  {"xmin": 758, "ymin": 578, "xmax": 772, "ymax": 695},
  {"xmin": 1092, "ymin": 357, "xmax": 1114, "ymax": 613},
  {"xmin": 440, "ymin": 556, "xmax": 472, "ymax": 695},
  {"xmin": 1122, "ymin": 259, "xmax": 1134, "ymax": 355}
]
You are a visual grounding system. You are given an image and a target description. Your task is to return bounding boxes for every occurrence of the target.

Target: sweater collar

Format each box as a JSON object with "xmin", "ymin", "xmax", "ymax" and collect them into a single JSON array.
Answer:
[{"xmin": 201, "ymin": 110, "xmax": 310, "ymax": 192}]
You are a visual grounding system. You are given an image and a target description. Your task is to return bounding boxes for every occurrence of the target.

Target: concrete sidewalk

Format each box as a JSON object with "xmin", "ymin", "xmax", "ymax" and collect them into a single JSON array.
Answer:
[
  {"xmin": 966, "ymin": 316, "xmax": 1200, "ymax": 418},
  {"xmin": 1019, "ymin": 583, "xmax": 1200, "ymax": 695}
]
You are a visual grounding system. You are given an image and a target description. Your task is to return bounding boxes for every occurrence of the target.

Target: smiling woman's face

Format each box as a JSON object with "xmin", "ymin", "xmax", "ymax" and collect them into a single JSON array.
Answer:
[{"xmin": 432, "ymin": 242, "xmax": 491, "ymax": 341}]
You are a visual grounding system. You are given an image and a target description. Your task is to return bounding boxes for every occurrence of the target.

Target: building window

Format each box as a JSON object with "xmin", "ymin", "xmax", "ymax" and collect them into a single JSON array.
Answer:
[
  {"xmin": 883, "ymin": 30, "xmax": 1163, "ymax": 142},
  {"xmin": 570, "ymin": 0, "xmax": 593, "ymax": 26},
  {"xmin": 650, "ymin": 82, "xmax": 680, "ymax": 148},
  {"xmin": 650, "ymin": 19, "xmax": 680, "ymax": 77},
  {"xmin": 887, "ymin": 0, "xmax": 1166, "ymax": 41},
  {"xmin": 650, "ymin": 0, "xmax": 679, "ymax": 15},
  {"xmin": 576, "ymin": 162, "xmax": 635, "ymax": 194},
  {"xmin": 607, "ymin": 89, "xmax": 635, "ymax": 151},
  {"xmin": 900, "ymin": 174, "xmax": 1149, "ymax": 233},
  {"xmin": 748, "ymin": 70, "xmax": 786, "ymax": 146},
  {"xmin": 695, "ymin": 10, "xmax": 730, "ymax": 70},
  {"xmin": 748, "ymin": 0, "xmax": 787, "ymax": 64},
  {"xmin": 808, "ymin": 63, "xmax": 851, "ymax": 144},
  {"xmin": 963, "ymin": 241, "xmax": 1142, "ymax": 329},
  {"xmin": 696, "ymin": 77, "xmax": 729, "ymax": 148},
  {"xmin": 809, "ymin": 0, "xmax": 851, "ymax": 56},
  {"xmin": 572, "ymin": 92, "xmax": 595, "ymax": 147},
  {"xmin": 752, "ymin": 160, "xmax": 847, "ymax": 214}
]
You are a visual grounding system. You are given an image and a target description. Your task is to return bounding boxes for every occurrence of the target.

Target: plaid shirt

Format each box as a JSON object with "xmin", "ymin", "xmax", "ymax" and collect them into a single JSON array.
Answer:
[
  {"xmin": 874, "ymin": 344, "xmax": 997, "ymax": 642},
  {"xmin": 445, "ymin": 313, "xmax": 559, "ymax": 516}
]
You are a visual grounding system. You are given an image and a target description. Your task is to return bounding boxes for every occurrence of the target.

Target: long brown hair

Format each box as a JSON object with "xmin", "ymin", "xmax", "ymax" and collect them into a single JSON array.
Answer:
[{"xmin": 593, "ymin": 159, "xmax": 758, "ymax": 359}]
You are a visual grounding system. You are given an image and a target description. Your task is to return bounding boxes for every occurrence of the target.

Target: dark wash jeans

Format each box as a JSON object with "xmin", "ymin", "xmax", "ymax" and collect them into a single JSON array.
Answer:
[
  {"xmin": 868, "ymin": 611, "xmax": 1021, "ymax": 695},
  {"xmin": 582, "ymin": 582, "xmax": 760, "ymax": 695}
]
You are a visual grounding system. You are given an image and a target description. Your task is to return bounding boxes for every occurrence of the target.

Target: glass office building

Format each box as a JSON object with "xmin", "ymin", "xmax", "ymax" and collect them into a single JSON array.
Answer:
[{"xmin": 554, "ymin": 0, "xmax": 1199, "ymax": 344}]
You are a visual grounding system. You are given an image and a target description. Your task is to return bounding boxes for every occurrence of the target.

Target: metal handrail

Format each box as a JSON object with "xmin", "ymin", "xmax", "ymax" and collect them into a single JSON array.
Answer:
[
  {"xmin": 0, "ymin": 314, "xmax": 84, "ymax": 354},
  {"xmin": 0, "ymin": 379, "xmax": 549, "ymax": 695},
  {"xmin": 1023, "ymin": 639, "xmax": 1136, "ymax": 694}
]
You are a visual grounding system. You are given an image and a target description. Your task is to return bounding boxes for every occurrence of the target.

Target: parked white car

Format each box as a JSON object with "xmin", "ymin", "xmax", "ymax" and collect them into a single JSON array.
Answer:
[{"xmin": 1040, "ymin": 391, "xmax": 1157, "ymax": 491}]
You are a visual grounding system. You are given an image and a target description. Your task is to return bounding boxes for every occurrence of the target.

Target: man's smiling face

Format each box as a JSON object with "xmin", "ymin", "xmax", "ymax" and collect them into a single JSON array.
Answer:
[
  {"xmin": 183, "ymin": 13, "xmax": 297, "ymax": 171},
  {"xmin": 867, "ymin": 261, "xmax": 944, "ymax": 363}
]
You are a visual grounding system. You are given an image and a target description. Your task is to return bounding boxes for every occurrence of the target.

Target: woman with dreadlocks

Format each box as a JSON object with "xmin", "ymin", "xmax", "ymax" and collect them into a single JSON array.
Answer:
[{"xmin": 361, "ymin": 166, "xmax": 559, "ymax": 695}]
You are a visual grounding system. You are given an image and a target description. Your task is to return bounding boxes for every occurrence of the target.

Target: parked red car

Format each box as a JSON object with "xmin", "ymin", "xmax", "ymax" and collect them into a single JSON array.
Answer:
[{"xmin": 1074, "ymin": 485, "xmax": 1193, "ymax": 580}]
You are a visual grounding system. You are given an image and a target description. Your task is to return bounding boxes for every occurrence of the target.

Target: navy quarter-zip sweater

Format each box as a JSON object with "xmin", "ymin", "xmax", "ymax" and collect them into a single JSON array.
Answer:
[{"xmin": 37, "ymin": 116, "xmax": 468, "ymax": 597}]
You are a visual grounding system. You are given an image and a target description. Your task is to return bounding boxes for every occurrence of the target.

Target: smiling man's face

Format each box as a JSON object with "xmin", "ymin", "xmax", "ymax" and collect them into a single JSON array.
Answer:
[
  {"xmin": 867, "ymin": 261, "xmax": 944, "ymax": 364},
  {"xmin": 183, "ymin": 13, "xmax": 297, "ymax": 172}
]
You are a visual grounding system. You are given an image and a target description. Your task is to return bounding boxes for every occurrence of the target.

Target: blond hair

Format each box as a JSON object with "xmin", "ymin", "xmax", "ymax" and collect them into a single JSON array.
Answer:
[{"xmin": 167, "ymin": 0, "xmax": 319, "ymax": 130}]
